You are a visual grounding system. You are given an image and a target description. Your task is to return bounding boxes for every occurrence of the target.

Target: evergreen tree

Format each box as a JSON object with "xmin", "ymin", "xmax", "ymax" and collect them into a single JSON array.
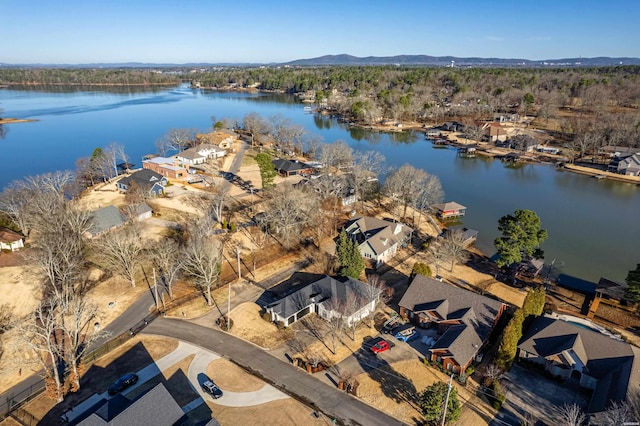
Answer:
[
  {"xmin": 419, "ymin": 381, "xmax": 461, "ymax": 425},
  {"xmin": 495, "ymin": 309, "xmax": 524, "ymax": 370},
  {"xmin": 336, "ymin": 229, "xmax": 364, "ymax": 279},
  {"xmin": 255, "ymin": 152, "xmax": 276, "ymax": 189},
  {"xmin": 411, "ymin": 262, "xmax": 432, "ymax": 280},
  {"xmin": 522, "ymin": 287, "xmax": 546, "ymax": 318},
  {"xmin": 494, "ymin": 209, "xmax": 547, "ymax": 268},
  {"xmin": 624, "ymin": 264, "xmax": 640, "ymax": 304}
]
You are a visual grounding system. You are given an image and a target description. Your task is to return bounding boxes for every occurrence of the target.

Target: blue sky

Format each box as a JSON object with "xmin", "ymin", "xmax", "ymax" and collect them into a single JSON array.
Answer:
[{"xmin": 2, "ymin": 0, "xmax": 639, "ymax": 64}]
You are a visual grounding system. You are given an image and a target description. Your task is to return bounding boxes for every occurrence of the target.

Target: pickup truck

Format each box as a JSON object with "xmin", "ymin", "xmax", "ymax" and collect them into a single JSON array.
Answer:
[{"xmin": 381, "ymin": 315, "xmax": 402, "ymax": 334}]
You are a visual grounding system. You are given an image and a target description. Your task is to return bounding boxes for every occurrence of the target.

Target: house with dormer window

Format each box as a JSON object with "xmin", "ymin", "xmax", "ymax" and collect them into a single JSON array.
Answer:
[
  {"xmin": 343, "ymin": 216, "xmax": 413, "ymax": 268},
  {"xmin": 398, "ymin": 275, "xmax": 506, "ymax": 374}
]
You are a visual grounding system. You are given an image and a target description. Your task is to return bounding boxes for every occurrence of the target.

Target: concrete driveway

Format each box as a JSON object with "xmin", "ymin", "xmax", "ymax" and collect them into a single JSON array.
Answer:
[{"xmin": 494, "ymin": 363, "xmax": 591, "ymax": 425}]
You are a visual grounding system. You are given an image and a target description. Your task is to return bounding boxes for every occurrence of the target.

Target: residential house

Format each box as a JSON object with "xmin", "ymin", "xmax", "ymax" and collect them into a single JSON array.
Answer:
[
  {"xmin": 0, "ymin": 227, "xmax": 24, "ymax": 251},
  {"xmin": 175, "ymin": 148, "xmax": 207, "ymax": 166},
  {"xmin": 123, "ymin": 203, "xmax": 153, "ymax": 222},
  {"xmin": 484, "ymin": 122, "xmax": 508, "ymax": 142},
  {"xmin": 195, "ymin": 143, "xmax": 226, "ymax": 159},
  {"xmin": 343, "ymin": 216, "xmax": 413, "ymax": 268},
  {"xmin": 518, "ymin": 315, "xmax": 637, "ymax": 414},
  {"xmin": 433, "ymin": 202, "xmax": 466, "ymax": 220},
  {"xmin": 116, "ymin": 169, "xmax": 167, "ymax": 196},
  {"xmin": 195, "ymin": 130, "xmax": 235, "ymax": 149},
  {"xmin": 265, "ymin": 275, "xmax": 379, "ymax": 327},
  {"xmin": 398, "ymin": 275, "xmax": 506, "ymax": 374},
  {"xmin": 142, "ymin": 157, "xmax": 188, "ymax": 179},
  {"xmin": 272, "ymin": 158, "xmax": 314, "ymax": 177},
  {"xmin": 507, "ymin": 134, "xmax": 537, "ymax": 152},
  {"xmin": 87, "ymin": 205, "xmax": 127, "ymax": 238},
  {"xmin": 617, "ymin": 153, "xmax": 640, "ymax": 176},
  {"xmin": 75, "ymin": 383, "xmax": 185, "ymax": 425}
]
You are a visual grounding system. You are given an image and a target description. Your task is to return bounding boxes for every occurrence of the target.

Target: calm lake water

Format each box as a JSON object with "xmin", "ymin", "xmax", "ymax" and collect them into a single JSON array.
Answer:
[{"xmin": 1, "ymin": 84, "xmax": 638, "ymax": 283}]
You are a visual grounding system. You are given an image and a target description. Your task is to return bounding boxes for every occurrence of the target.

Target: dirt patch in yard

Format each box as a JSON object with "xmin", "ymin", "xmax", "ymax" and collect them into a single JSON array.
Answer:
[
  {"xmin": 229, "ymin": 302, "xmax": 293, "ymax": 349},
  {"xmin": 355, "ymin": 359, "xmax": 496, "ymax": 426},
  {"xmin": 207, "ymin": 358, "xmax": 264, "ymax": 392},
  {"xmin": 0, "ymin": 265, "xmax": 40, "ymax": 317},
  {"xmin": 206, "ymin": 397, "xmax": 327, "ymax": 426}
]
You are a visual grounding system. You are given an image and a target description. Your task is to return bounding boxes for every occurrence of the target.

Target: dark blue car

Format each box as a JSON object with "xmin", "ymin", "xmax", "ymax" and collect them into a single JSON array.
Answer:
[{"xmin": 108, "ymin": 373, "xmax": 139, "ymax": 395}]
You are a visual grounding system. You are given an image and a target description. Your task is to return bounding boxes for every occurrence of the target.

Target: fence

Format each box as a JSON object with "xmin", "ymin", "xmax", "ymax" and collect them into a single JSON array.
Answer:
[{"xmin": 0, "ymin": 311, "xmax": 159, "ymax": 421}]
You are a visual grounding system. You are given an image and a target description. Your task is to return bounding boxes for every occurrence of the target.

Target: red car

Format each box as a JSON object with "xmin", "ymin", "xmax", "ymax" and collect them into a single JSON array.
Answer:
[{"xmin": 371, "ymin": 340, "xmax": 390, "ymax": 354}]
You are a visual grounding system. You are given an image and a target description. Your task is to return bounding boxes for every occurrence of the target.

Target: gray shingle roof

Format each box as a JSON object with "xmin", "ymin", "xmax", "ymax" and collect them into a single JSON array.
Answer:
[
  {"xmin": 176, "ymin": 147, "xmax": 207, "ymax": 160},
  {"xmin": 272, "ymin": 158, "xmax": 311, "ymax": 173},
  {"xmin": 344, "ymin": 216, "xmax": 412, "ymax": 256},
  {"xmin": 399, "ymin": 276, "xmax": 504, "ymax": 366},
  {"xmin": 77, "ymin": 383, "xmax": 184, "ymax": 426},
  {"xmin": 518, "ymin": 316, "xmax": 635, "ymax": 413},
  {"xmin": 267, "ymin": 275, "xmax": 377, "ymax": 320},
  {"xmin": 118, "ymin": 169, "xmax": 165, "ymax": 190},
  {"xmin": 89, "ymin": 206, "xmax": 126, "ymax": 236}
]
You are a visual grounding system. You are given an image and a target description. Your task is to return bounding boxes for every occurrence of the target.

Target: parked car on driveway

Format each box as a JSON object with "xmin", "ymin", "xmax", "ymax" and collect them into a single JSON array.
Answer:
[
  {"xmin": 108, "ymin": 373, "xmax": 139, "ymax": 395},
  {"xmin": 395, "ymin": 329, "xmax": 419, "ymax": 343},
  {"xmin": 371, "ymin": 340, "xmax": 390, "ymax": 354},
  {"xmin": 201, "ymin": 379, "xmax": 223, "ymax": 399}
]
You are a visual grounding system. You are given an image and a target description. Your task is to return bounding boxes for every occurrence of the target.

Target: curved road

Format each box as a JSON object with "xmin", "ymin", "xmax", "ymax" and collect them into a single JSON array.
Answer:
[{"xmin": 143, "ymin": 318, "xmax": 405, "ymax": 426}]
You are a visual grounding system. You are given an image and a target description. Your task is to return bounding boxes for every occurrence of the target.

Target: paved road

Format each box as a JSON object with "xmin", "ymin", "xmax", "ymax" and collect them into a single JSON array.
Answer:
[
  {"xmin": 143, "ymin": 318, "xmax": 405, "ymax": 426},
  {"xmin": 0, "ymin": 288, "xmax": 156, "ymax": 416}
]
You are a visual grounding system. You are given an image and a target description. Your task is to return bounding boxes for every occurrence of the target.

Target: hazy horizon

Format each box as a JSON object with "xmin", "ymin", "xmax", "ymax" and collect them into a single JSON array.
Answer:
[{"xmin": 1, "ymin": 0, "xmax": 638, "ymax": 64}]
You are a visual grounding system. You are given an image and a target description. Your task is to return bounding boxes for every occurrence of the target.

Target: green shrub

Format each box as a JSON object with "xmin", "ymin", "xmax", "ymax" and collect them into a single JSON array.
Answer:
[
  {"xmin": 229, "ymin": 222, "xmax": 237, "ymax": 232},
  {"xmin": 465, "ymin": 365, "xmax": 475, "ymax": 376}
]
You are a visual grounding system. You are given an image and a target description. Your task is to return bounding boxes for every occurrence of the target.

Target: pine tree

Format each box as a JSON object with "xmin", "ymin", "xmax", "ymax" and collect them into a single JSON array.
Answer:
[
  {"xmin": 495, "ymin": 309, "xmax": 524, "ymax": 370},
  {"xmin": 624, "ymin": 264, "xmax": 640, "ymax": 304},
  {"xmin": 522, "ymin": 287, "xmax": 546, "ymax": 318},
  {"xmin": 336, "ymin": 229, "xmax": 364, "ymax": 279},
  {"xmin": 419, "ymin": 381, "xmax": 461, "ymax": 424}
]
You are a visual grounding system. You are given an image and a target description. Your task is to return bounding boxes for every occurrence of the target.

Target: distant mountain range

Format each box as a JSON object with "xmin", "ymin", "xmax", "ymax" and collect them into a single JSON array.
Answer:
[
  {"xmin": 1, "ymin": 54, "xmax": 639, "ymax": 68},
  {"xmin": 282, "ymin": 54, "xmax": 640, "ymax": 67}
]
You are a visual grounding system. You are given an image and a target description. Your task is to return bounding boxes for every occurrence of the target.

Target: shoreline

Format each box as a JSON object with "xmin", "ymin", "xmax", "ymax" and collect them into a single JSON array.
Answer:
[{"xmin": 0, "ymin": 118, "xmax": 38, "ymax": 124}]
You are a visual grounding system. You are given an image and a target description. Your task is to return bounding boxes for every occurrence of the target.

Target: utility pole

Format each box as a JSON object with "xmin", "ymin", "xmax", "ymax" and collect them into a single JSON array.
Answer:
[{"xmin": 441, "ymin": 374, "xmax": 454, "ymax": 426}]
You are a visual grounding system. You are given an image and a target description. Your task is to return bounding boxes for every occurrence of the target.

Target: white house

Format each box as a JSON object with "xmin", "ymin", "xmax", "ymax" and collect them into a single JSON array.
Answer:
[
  {"xmin": 175, "ymin": 148, "xmax": 207, "ymax": 166},
  {"xmin": 195, "ymin": 143, "xmax": 226, "ymax": 159},
  {"xmin": 343, "ymin": 216, "xmax": 413, "ymax": 268},
  {"xmin": 265, "ymin": 275, "xmax": 379, "ymax": 327},
  {"xmin": 0, "ymin": 228, "xmax": 24, "ymax": 251}
]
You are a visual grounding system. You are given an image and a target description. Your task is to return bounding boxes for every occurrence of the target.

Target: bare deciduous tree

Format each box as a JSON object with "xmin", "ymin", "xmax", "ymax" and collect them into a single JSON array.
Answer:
[
  {"xmin": 558, "ymin": 403, "xmax": 586, "ymax": 426},
  {"xmin": 97, "ymin": 224, "xmax": 144, "ymax": 287},
  {"xmin": 156, "ymin": 128, "xmax": 193, "ymax": 155},
  {"xmin": 61, "ymin": 296, "xmax": 108, "ymax": 392},
  {"xmin": 441, "ymin": 229, "xmax": 470, "ymax": 271},
  {"xmin": 150, "ymin": 237, "xmax": 182, "ymax": 300},
  {"xmin": 351, "ymin": 150, "xmax": 386, "ymax": 211},
  {"xmin": 260, "ymin": 183, "xmax": 314, "ymax": 250},
  {"xmin": 243, "ymin": 112, "xmax": 272, "ymax": 148},
  {"xmin": 180, "ymin": 223, "xmax": 222, "ymax": 306},
  {"xmin": 16, "ymin": 301, "xmax": 65, "ymax": 401},
  {"xmin": 384, "ymin": 164, "xmax": 430, "ymax": 222},
  {"xmin": 427, "ymin": 240, "xmax": 447, "ymax": 277},
  {"xmin": 318, "ymin": 140, "xmax": 353, "ymax": 170},
  {"xmin": 413, "ymin": 173, "xmax": 444, "ymax": 231}
]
